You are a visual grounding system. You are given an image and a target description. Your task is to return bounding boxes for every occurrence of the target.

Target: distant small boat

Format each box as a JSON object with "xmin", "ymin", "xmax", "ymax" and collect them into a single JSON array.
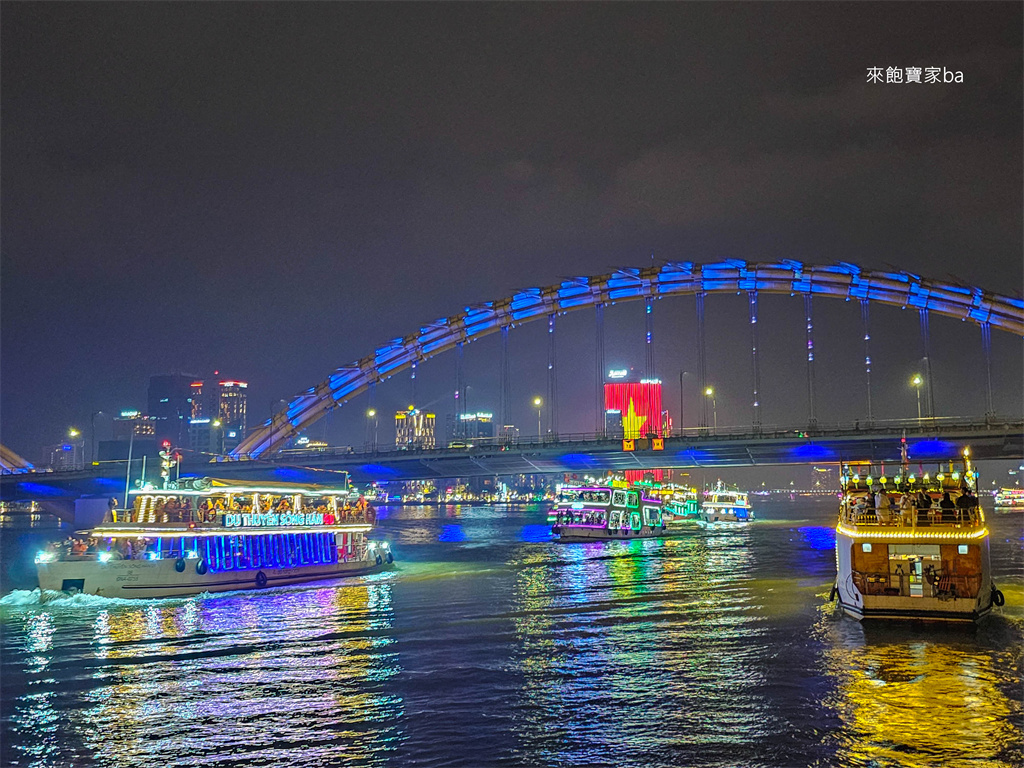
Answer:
[
  {"xmin": 700, "ymin": 481, "xmax": 754, "ymax": 524},
  {"xmin": 993, "ymin": 488, "xmax": 1024, "ymax": 508}
]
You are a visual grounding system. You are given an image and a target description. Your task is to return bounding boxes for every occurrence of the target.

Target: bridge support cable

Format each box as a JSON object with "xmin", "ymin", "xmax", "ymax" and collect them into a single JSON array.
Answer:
[
  {"xmin": 645, "ymin": 296, "xmax": 655, "ymax": 382},
  {"xmin": 919, "ymin": 309, "xmax": 936, "ymax": 418},
  {"xmin": 595, "ymin": 302, "xmax": 606, "ymax": 435},
  {"xmin": 547, "ymin": 313, "xmax": 558, "ymax": 437},
  {"xmin": 500, "ymin": 326, "xmax": 512, "ymax": 436},
  {"xmin": 454, "ymin": 342, "xmax": 466, "ymax": 438},
  {"xmin": 981, "ymin": 321, "xmax": 994, "ymax": 418},
  {"xmin": 410, "ymin": 362, "xmax": 418, "ymax": 408},
  {"xmin": 697, "ymin": 292, "xmax": 708, "ymax": 429},
  {"xmin": 861, "ymin": 300, "xmax": 873, "ymax": 425},
  {"xmin": 749, "ymin": 290, "xmax": 761, "ymax": 428},
  {"xmin": 805, "ymin": 294, "xmax": 817, "ymax": 428}
]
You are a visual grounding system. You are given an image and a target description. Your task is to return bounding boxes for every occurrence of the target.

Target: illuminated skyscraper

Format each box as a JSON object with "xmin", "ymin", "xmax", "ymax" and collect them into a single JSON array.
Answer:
[
  {"xmin": 395, "ymin": 407, "xmax": 435, "ymax": 449},
  {"xmin": 148, "ymin": 374, "xmax": 197, "ymax": 448},
  {"xmin": 217, "ymin": 380, "xmax": 248, "ymax": 451}
]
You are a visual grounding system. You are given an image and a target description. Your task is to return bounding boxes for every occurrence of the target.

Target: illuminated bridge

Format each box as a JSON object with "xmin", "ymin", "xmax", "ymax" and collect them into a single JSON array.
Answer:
[{"xmin": 2, "ymin": 260, "xmax": 1022, "ymax": 500}]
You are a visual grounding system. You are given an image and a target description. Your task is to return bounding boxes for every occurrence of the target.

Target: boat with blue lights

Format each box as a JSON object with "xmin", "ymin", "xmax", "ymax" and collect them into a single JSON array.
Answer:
[
  {"xmin": 700, "ymin": 481, "xmax": 754, "ymax": 524},
  {"xmin": 832, "ymin": 448, "xmax": 1002, "ymax": 622},
  {"xmin": 551, "ymin": 483, "xmax": 666, "ymax": 540},
  {"xmin": 34, "ymin": 477, "xmax": 393, "ymax": 599}
]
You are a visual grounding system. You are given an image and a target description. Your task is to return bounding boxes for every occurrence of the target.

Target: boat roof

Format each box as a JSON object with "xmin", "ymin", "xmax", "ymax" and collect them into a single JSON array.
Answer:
[{"xmin": 129, "ymin": 477, "xmax": 352, "ymax": 497}]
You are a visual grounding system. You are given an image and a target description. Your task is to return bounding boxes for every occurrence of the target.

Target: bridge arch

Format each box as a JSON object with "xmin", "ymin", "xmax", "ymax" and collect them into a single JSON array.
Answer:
[{"xmin": 232, "ymin": 260, "xmax": 1023, "ymax": 458}]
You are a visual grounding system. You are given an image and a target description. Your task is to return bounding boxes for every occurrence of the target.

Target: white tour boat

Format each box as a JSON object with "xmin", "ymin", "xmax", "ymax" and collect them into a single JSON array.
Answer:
[
  {"xmin": 34, "ymin": 477, "xmax": 393, "ymax": 599},
  {"xmin": 551, "ymin": 483, "xmax": 666, "ymax": 541},
  {"xmin": 701, "ymin": 481, "xmax": 754, "ymax": 523},
  {"xmin": 832, "ymin": 450, "xmax": 1004, "ymax": 622}
]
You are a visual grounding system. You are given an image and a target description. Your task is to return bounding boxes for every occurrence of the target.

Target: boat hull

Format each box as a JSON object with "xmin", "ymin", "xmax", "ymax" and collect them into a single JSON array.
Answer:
[
  {"xmin": 553, "ymin": 524, "xmax": 667, "ymax": 541},
  {"xmin": 834, "ymin": 529, "xmax": 993, "ymax": 623},
  {"xmin": 36, "ymin": 556, "xmax": 390, "ymax": 599}
]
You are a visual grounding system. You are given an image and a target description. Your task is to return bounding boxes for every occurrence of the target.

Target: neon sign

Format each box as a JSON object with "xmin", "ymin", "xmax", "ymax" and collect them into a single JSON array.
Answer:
[{"xmin": 224, "ymin": 512, "xmax": 325, "ymax": 528}]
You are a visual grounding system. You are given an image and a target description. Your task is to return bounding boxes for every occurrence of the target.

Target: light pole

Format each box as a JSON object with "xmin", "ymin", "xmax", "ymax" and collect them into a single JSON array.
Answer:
[
  {"xmin": 534, "ymin": 397, "xmax": 543, "ymax": 439},
  {"xmin": 90, "ymin": 411, "xmax": 103, "ymax": 464},
  {"xmin": 705, "ymin": 387, "xmax": 717, "ymax": 433},
  {"xmin": 367, "ymin": 409, "xmax": 378, "ymax": 451},
  {"xmin": 911, "ymin": 374, "xmax": 923, "ymax": 421}
]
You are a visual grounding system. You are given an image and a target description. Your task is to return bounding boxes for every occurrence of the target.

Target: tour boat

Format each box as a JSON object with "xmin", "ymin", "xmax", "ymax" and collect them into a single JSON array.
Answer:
[
  {"xmin": 700, "ymin": 481, "xmax": 754, "ymax": 523},
  {"xmin": 551, "ymin": 483, "xmax": 666, "ymax": 541},
  {"xmin": 660, "ymin": 486, "xmax": 702, "ymax": 526},
  {"xmin": 34, "ymin": 477, "xmax": 393, "ymax": 599},
  {"xmin": 993, "ymin": 488, "xmax": 1024, "ymax": 508},
  {"xmin": 832, "ymin": 450, "xmax": 1004, "ymax": 622}
]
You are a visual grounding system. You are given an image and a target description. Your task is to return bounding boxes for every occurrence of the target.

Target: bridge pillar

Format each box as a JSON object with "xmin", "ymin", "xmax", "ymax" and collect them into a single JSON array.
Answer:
[
  {"xmin": 595, "ymin": 302, "xmax": 605, "ymax": 435},
  {"xmin": 862, "ymin": 299, "xmax": 873, "ymax": 425},
  {"xmin": 981, "ymin": 321, "xmax": 995, "ymax": 418},
  {"xmin": 500, "ymin": 325, "xmax": 511, "ymax": 436},
  {"xmin": 645, "ymin": 296, "xmax": 655, "ymax": 381},
  {"xmin": 805, "ymin": 294, "xmax": 817, "ymax": 428},
  {"xmin": 547, "ymin": 312, "xmax": 558, "ymax": 437},
  {"xmin": 454, "ymin": 342, "xmax": 466, "ymax": 438},
  {"xmin": 749, "ymin": 290, "xmax": 761, "ymax": 428},
  {"xmin": 697, "ymin": 292, "xmax": 708, "ymax": 429},
  {"xmin": 919, "ymin": 309, "xmax": 936, "ymax": 418}
]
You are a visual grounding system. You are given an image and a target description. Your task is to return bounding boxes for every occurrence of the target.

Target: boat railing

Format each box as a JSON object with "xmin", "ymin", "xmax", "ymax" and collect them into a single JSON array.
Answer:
[
  {"xmin": 109, "ymin": 505, "xmax": 376, "ymax": 526},
  {"xmin": 851, "ymin": 570, "xmax": 982, "ymax": 599},
  {"xmin": 839, "ymin": 503, "xmax": 984, "ymax": 529}
]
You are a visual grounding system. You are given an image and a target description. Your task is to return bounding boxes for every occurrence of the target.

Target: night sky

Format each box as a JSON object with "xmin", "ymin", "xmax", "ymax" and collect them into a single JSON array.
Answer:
[{"xmin": 2, "ymin": 3, "xmax": 1021, "ymax": 464}]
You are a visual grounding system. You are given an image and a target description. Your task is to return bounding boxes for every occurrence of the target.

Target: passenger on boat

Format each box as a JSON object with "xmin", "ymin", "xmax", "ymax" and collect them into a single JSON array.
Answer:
[
  {"xmin": 938, "ymin": 492, "xmax": 956, "ymax": 522},
  {"xmin": 71, "ymin": 539, "xmax": 88, "ymax": 556},
  {"xmin": 874, "ymin": 491, "xmax": 892, "ymax": 524},
  {"xmin": 956, "ymin": 489, "xmax": 977, "ymax": 522},
  {"xmin": 898, "ymin": 493, "xmax": 914, "ymax": 526},
  {"xmin": 121, "ymin": 539, "xmax": 134, "ymax": 560}
]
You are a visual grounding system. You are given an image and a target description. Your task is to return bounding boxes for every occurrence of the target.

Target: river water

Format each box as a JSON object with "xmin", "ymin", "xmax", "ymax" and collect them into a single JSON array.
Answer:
[{"xmin": 1, "ymin": 498, "xmax": 1021, "ymax": 768}]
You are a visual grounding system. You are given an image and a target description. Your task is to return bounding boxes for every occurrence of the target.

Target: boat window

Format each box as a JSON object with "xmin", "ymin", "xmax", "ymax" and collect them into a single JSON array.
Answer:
[
  {"xmin": 626, "ymin": 491, "xmax": 639, "ymax": 509},
  {"xmin": 612, "ymin": 490, "xmax": 627, "ymax": 507}
]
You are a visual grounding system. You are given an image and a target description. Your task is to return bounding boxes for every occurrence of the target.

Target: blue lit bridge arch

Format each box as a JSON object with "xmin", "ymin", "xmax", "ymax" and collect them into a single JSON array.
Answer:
[{"xmin": 232, "ymin": 260, "xmax": 1023, "ymax": 458}]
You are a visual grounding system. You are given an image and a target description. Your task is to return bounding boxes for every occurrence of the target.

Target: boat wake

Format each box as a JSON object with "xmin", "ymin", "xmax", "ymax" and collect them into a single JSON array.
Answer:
[{"xmin": 0, "ymin": 588, "xmax": 159, "ymax": 609}]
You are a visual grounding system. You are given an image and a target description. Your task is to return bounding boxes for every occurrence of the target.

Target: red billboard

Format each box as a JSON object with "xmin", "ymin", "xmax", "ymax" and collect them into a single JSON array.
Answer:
[{"xmin": 605, "ymin": 381, "xmax": 663, "ymax": 439}]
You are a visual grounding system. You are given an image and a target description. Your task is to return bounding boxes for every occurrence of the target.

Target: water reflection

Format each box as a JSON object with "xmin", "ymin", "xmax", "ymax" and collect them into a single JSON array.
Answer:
[
  {"xmin": 822, "ymin": 619, "xmax": 1024, "ymax": 767},
  {"xmin": 507, "ymin": 529, "xmax": 773, "ymax": 766}
]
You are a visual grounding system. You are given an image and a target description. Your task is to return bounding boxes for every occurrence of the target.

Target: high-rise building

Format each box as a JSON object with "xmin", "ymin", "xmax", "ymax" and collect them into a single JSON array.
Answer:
[
  {"xmin": 148, "ymin": 374, "xmax": 199, "ymax": 448},
  {"xmin": 445, "ymin": 412, "xmax": 495, "ymax": 445},
  {"xmin": 188, "ymin": 417, "xmax": 225, "ymax": 457},
  {"xmin": 217, "ymin": 380, "xmax": 248, "ymax": 451},
  {"xmin": 604, "ymin": 379, "xmax": 665, "ymax": 439},
  {"xmin": 395, "ymin": 407, "xmax": 435, "ymax": 449},
  {"xmin": 44, "ymin": 441, "xmax": 84, "ymax": 471},
  {"xmin": 111, "ymin": 410, "xmax": 157, "ymax": 441}
]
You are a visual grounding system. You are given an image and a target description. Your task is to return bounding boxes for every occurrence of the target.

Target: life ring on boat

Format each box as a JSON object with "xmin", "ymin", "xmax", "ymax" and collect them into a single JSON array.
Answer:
[
  {"xmin": 991, "ymin": 587, "xmax": 1005, "ymax": 607},
  {"xmin": 255, "ymin": 570, "xmax": 268, "ymax": 588},
  {"xmin": 386, "ymin": 552, "xmax": 394, "ymax": 564},
  {"xmin": 175, "ymin": 558, "xmax": 186, "ymax": 573},
  {"xmin": 375, "ymin": 554, "xmax": 383, "ymax": 565},
  {"xmin": 195, "ymin": 559, "xmax": 208, "ymax": 575}
]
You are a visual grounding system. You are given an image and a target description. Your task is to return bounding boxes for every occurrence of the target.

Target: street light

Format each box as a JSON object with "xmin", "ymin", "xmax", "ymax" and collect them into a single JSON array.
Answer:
[
  {"xmin": 911, "ymin": 374, "xmax": 923, "ymax": 421},
  {"xmin": 68, "ymin": 427, "xmax": 80, "ymax": 438},
  {"xmin": 367, "ymin": 409, "xmax": 378, "ymax": 451},
  {"xmin": 705, "ymin": 387, "xmax": 717, "ymax": 433},
  {"xmin": 533, "ymin": 397, "xmax": 543, "ymax": 439}
]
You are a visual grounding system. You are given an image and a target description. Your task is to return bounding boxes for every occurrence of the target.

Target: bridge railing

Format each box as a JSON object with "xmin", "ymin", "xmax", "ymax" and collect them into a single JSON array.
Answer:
[{"xmin": 267, "ymin": 415, "xmax": 1020, "ymax": 461}]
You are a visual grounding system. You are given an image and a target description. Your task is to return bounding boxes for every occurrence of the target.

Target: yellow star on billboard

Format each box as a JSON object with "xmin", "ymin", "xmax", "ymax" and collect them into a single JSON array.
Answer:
[{"xmin": 622, "ymin": 398, "xmax": 647, "ymax": 439}]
